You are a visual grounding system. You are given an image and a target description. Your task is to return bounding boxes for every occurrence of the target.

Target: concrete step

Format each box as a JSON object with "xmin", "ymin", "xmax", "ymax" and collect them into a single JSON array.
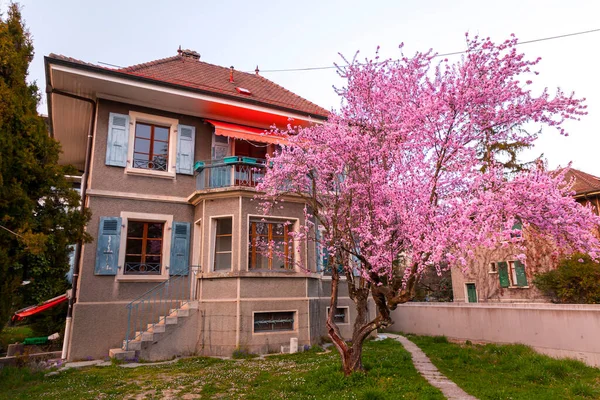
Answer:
[
  {"xmin": 170, "ymin": 308, "xmax": 190, "ymax": 317},
  {"xmin": 161, "ymin": 315, "xmax": 178, "ymax": 325},
  {"xmin": 187, "ymin": 301, "xmax": 199, "ymax": 310},
  {"xmin": 123, "ymin": 340, "xmax": 143, "ymax": 351},
  {"xmin": 147, "ymin": 323, "xmax": 166, "ymax": 333},
  {"xmin": 109, "ymin": 348, "xmax": 136, "ymax": 361},
  {"xmin": 135, "ymin": 331, "xmax": 154, "ymax": 342}
]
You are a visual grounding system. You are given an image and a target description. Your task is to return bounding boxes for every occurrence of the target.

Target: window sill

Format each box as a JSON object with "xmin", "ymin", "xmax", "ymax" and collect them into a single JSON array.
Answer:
[
  {"xmin": 116, "ymin": 275, "xmax": 169, "ymax": 282},
  {"xmin": 506, "ymin": 285, "xmax": 530, "ymax": 289},
  {"xmin": 488, "ymin": 271, "xmax": 498, "ymax": 274},
  {"xmin": 125, "ymin": 167, "xmax": 176, "ymax": 179}
]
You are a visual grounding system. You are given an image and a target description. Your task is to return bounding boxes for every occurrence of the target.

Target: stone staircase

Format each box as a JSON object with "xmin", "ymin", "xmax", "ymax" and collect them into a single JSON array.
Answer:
[{"xmin": 109, "ymin": 301, "xmax": 198, "ymax": 361}]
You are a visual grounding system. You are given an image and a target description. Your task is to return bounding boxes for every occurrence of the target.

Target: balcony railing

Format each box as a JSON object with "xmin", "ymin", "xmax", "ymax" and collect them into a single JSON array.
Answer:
[{"xmin": 195, "ymin": 157, "xmax": 266, "ymax": 190}]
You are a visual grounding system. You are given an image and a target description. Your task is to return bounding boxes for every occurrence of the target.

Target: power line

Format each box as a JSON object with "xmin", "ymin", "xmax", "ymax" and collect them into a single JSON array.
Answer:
[{"xmin": 255, "ymin": 27, "xmax": 600, "ymax": 74}]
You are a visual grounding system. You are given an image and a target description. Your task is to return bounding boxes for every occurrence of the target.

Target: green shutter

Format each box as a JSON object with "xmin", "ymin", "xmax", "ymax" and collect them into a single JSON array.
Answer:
[
  {"xmin": 514, "ymin": 260, "xmax": 528, "ymax": 287},
  {"xmin": 170, "ymin": 222, "xmax": 191, "ymax": 275},
  {"xmin": 105, "ymin": 113, "xmax": 129, "ymax": 167},
  {"xmin": 95, "ymin": 217, "xmax": 122, "ymax": 275},
  {"xmin": 315, "ymin": 225, "xmax": 321, "ymax": 272},
  {"xmin": 176, "ymin": 125, "xmax": 196, "ymax": 175},
  {"xmin": 466, "ymin": 283, "xmax": 477, "ymax": 303},
  {"xmin": 498, "ymin": 261, "xmax": 510, "ymax": 288}
]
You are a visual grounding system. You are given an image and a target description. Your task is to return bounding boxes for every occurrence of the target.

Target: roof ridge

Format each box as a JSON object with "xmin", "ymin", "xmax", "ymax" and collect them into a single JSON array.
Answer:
[{"xmin": 118, "ymin": 55, "xmax": 182, "ymax": 72}]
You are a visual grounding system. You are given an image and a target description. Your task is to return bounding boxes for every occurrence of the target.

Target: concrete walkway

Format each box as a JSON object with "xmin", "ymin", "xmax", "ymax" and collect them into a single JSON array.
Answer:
[{"xmin": 386, "ymin": 333, "xmax": 478, "ymax": 400}]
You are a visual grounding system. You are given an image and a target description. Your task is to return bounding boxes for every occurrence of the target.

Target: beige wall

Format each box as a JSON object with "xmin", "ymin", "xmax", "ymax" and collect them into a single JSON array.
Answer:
[{"xmin": 389, "ymin": 302, "xmax": 600, "ymax": 367}]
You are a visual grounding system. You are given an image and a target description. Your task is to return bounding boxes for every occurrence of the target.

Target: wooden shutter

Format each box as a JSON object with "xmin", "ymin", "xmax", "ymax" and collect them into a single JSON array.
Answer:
[
  {"xmin": 94, "ymin": 217, "xmax": 122, "ymax": 275},
  {"xmin": 514, "ymin": 260, "xmax": 528, "ymax": 287},
  {"xmin": 105, "ymin": 113, "xmax": 130, "ymax": 167},
  {"xmin": 176, "ymin": 124, "xmax": 196, "ymax": 175},
  {"xmin": 498, "ymin": 261, "xmax": 510, "ymax": 288},
  {"xmin": 466, "ymin": 283, "xmax": 477, "ymax": 303},
  {"xmin": 170, "ymin": 222, "xmax": 191, "ymax": 275}
]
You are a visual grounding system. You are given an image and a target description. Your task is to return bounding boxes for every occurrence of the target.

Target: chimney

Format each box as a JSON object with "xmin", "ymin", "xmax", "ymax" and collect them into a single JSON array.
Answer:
[
  {"xmin": 230, "ymin": 66, "xmax": 234, "ymax": 82},
  {"xmin": 255, "ymin": 65, "xmax": 260, "ymax": 75},
  {"xmin": 178, "ymin": 47, "xmax": 201, "ymax": 60}
]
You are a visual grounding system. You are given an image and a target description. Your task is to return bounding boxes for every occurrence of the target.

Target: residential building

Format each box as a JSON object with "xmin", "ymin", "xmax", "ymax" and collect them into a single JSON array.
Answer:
[
  {"xmin": 451, "ymin": 167, "xmax": 600, "ymax": 303},
  {"xmin": 46, "ymin": 49, "xmax": 358, "ymax": 361}
]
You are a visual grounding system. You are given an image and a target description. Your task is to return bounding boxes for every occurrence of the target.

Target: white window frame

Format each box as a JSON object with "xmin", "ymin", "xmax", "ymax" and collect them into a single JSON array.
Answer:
[
  {"xmin": 251, "ymin": 310, "xmax": 298, "ymax": 336},
  {"xmin": 246, "ymin": 214, "xmax": 299, "ymax": 272},
  {"xmin": 326, "ymin": 306, "xmax": 350, "ymax": 325},
  {"xmin": 116, "ymin": 211, "xmax": 173, "ymax": 282},
  {"xmin": 125, "ymin": 111, "xmax": 178, "ymax": 179},
  {"xmin": 210, "ymin": 215, "xmax": 234, "ymax": 272},
  {"xmin": 489, "ymin": 262, "xmax": 498, "ymax": 274}
]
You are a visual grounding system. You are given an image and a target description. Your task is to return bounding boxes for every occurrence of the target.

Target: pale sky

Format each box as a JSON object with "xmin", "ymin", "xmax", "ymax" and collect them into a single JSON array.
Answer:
[{"xmin": 10, "ymin": 0, "xmax": 600, "ymax": 175}]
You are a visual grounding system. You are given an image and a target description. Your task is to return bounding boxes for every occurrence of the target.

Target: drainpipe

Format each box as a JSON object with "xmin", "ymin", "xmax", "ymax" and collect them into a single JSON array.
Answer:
[{"xmin": 48, "ymin": 88, "xmax": 97, "ymax": 361}]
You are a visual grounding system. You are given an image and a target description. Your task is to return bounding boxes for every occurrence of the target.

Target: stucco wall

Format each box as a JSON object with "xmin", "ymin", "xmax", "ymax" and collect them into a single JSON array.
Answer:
[{"xmin": 388, "ymin": 302, "xmax": 600, "ymax": 367}]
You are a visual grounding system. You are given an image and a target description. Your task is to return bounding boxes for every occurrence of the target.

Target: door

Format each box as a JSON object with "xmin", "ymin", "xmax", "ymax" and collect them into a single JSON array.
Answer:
[{"xmin": 466, "ymin": 283, "xmax": 477, "ymax": 303}]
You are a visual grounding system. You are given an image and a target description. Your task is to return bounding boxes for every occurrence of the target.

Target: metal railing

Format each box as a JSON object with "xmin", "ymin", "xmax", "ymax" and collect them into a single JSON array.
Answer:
[
  {"xmin": 124, "ymin": 272, "xmax": 190, "ymax": 351},
  {"xmin": 195, "ymin": 157, "xmax": 267, "ymax": 190}
]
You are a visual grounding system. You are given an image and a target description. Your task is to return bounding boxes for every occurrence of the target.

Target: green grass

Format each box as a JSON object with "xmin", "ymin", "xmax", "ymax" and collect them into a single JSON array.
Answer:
[
  {"xmin": 0, "ymin": 339, "xmax": 444, "ymax": 400},
  {"xmin": 407, "ymin": 334, "xmax": 600, "ymax": 400},
  {"xmin": 0, "ymin": 326, "xmax": 34, "ymax": 353}
]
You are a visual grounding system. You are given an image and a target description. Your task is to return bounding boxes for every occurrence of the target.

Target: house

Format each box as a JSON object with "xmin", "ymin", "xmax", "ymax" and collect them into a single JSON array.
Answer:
[
  {"xmin": 451, "ymin": 167, "xmax": 600, "ymax": 303},
  {"xmin": 45, "ymin": 49, "xmax": 358, "ymax": 361}
]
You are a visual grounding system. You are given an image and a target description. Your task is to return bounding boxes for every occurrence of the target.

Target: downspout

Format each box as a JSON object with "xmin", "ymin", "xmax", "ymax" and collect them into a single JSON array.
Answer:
[{"xmin": 48, "ymin": 88, "xmax": 97, "ymax": 361}]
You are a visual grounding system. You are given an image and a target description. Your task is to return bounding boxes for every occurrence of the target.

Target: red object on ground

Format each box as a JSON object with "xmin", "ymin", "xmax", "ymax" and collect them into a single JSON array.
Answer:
[{"xmin": 11, "ymin": 294, "xmax": 68, "ymax": 322}]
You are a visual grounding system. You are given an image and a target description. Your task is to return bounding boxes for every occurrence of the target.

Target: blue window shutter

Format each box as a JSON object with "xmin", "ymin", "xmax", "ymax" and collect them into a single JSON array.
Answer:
[
  {"xmin": 177, "ymin": 125, "xmax": 196, "ymax": 175},
  {"xmin": 95, "ymin": 217, "xmax": 122, "ymax": 275},
  {"xmin": 170, "ymin": 222, "xmax": 191, "ymax": 275},
  {"xmin": 105, "ymin": 113, "xmax": 130, "ymax": 167}
]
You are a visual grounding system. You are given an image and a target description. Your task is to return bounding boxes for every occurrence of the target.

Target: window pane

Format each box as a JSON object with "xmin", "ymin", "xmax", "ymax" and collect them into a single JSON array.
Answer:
[
  {"xmin": 125, "ymin": 254, "xmax": 142, "ymax": 263},
  {"xmin": 126, "ymin": 238, "xmax": 143, "ymax": 255},
  {"xmin": 134, "ymin": 138, "xmax": 150, "ymax": 153},
  {"xmin": 216, "ymin": 236, "xmax": 232, "ymax": 252},
  {"xmin": 254, "ymin": 222, "xmax": 267, "ymax": 236},
  {"xmin": 255, "ymin": 252, "xmax": 269, "ymax": 269},
  {"xmin": 135, "ymin": 123, "xmax": 151, "ymax": 139},
  {"xmin": 254, "ymin": 311, "xmax": 294, "ymax": 332},
  {"xmin": 273, "ymin": 223, "xmax": 285, "ymax": 237},
  {"xmin": 216, "ymin": 218, "xmax": 232, "ymax": 235},
  {"xmin": 154, "ymin": 126, "xmax": 169, "ymax": 142},
  {"xmin": 145, "ymin": 255, "xmax": 161, "ymax": 264},
  {"xmin": 128, "ymin": 221, "xmax": 144, "ymax": 238},
  {"xmin": 215, "ymin": 253, "xmax": 231, "ymax": 271},
  {"xmin": 147, "ymin": 223, "xmax": 164, "ymax": 238},
  {"xmin": 153, "ymin": 141, "xmax": 169, "ymax": 156},
  {"xmin": 146, "ymin": 239, "xmax": 162, "ymax": 255}
]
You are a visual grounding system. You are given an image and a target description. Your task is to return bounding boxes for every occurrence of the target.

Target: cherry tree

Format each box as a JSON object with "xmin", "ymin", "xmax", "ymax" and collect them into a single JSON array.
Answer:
[{"xmin": 258, "ymin": 34, "xmax": 600, "ymax": 375}]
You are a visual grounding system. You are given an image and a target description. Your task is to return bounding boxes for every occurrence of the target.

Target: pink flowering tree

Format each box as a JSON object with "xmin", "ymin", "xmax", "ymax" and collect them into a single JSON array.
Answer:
[{"xmin": 258, "ymin": 34, "xmax": 600, "ymax": 375}]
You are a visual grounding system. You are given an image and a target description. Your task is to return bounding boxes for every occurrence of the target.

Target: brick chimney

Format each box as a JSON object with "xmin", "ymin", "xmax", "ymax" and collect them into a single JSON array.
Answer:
[{"xmin": 177, "ymin": 46, "xmax": 201, "ymax": 60}]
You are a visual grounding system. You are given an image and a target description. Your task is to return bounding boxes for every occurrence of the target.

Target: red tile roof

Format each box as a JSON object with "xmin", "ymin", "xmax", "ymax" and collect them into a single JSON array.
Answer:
[
  {"xmin": 563, "ymin": 167, "xmax": 600, "ymax": 196},
  {"xmin": 48, "ymin": 53, "xmax": 329, "ymax": 118}
]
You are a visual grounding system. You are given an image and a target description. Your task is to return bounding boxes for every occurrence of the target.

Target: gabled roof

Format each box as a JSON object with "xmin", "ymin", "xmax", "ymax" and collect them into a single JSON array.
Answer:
[
  {"xmin": 563, "ymin": 167, "xmax": 600, "ymax": 196},
  {"xmin": 47, "ymin": 53, "xmax": 329, "ymax": 119}
]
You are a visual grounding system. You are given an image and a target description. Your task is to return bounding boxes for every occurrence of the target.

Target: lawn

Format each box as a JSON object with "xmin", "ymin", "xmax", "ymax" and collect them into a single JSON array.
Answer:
[
  {"xmin": 408, "ymin": 334, "xmax": 600, "ymax": 400},
  {"xmin": 0, "ymin": 339, "xmax": 444, "ymax": 400}
]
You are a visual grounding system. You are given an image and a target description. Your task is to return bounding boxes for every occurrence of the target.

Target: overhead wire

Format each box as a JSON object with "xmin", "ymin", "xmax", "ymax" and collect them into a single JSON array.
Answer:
[{"xmin": 253, "ymin": 27, "xmax": 600, "ymax": 74}]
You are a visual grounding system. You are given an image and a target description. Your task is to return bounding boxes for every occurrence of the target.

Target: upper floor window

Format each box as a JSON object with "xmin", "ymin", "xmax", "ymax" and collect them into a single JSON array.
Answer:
[
  {"xmin": 249, "ymin": 219, "xmax": 294, "ymax": 270},
  {"xmin": 125, "ymin": 221, "xmax": 164, "ymax": 275},
  {"xmin": 133, "ymin": 123, "xmax": 170, "ymax": 171}
]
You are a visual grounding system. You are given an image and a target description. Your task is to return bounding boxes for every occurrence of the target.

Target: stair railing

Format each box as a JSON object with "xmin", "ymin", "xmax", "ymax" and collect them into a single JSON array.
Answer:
[{"xmin": 124, "ymin": 270, "xmax": 192, "ymax": 351}]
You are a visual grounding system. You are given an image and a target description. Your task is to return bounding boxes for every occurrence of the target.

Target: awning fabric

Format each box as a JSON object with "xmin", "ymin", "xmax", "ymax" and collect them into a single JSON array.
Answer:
[
  {"xmin": 204, "ymin": 119, "xmax": 288, "ymax": 145},
  {"xmin": 11, "ymin": 294, "xmax": 68, "ymax": 322}
]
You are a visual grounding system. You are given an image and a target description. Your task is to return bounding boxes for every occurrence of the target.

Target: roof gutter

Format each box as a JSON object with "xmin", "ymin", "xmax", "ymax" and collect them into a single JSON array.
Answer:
[
  {"xmin": 45, "ymin": 56, "xmax": 329, "ymax": 122},
  {"xmin": 45, "ymin": 60, "xmax": 97, "ymax": 360}
]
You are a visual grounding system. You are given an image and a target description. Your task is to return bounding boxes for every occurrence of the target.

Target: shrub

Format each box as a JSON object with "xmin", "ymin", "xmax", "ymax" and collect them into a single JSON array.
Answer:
[{"xmin": 534, "ymin": 253, "xmax": 600, "ymax": 303}]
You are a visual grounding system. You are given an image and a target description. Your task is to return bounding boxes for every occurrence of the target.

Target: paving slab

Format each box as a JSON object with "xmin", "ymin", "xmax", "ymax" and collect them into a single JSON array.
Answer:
[{"xmin": 386, "ymin": 333, "xmax": 478, "ymax": 400}]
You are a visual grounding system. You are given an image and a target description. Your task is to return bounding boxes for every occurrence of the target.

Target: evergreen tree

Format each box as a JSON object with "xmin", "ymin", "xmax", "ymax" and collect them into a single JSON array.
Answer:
[{"xmin": 0, "ymin": 4, "xmax": 90, "ymax": 332}]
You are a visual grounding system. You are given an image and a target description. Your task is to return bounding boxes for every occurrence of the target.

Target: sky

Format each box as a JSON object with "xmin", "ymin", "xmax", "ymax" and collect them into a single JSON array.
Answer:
[{"xmin": 9, "ymin": 0, "xmax": 600, "ymax": 175}]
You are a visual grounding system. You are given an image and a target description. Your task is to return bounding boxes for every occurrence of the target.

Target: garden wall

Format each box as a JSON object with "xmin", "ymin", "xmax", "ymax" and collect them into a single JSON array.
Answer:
[{"xmin": 388, "ymin": 302, "xmax": 600, "ymax": 367}]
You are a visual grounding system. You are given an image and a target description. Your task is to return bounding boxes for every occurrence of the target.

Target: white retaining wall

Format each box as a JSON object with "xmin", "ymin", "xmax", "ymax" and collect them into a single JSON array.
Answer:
[{"xmin": 388, "ymin": 302, "xmax": 600, "ymax": 367}]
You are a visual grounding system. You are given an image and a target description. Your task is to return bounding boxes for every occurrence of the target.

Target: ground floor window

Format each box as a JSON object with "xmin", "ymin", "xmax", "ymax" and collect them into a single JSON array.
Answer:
[
  {"xmin": 326, "ymin": 307, "xmax": 349, "ymax": 324},
  {"xmin": 125, "ymin": 221, "xmax": 164, "ymax": 274},
  {"xmin": 466, "ymin": 283, "xmax": 477, "ymax": 303},
  {"xmin": 253, "ymin": 311, "xmax": 295, "ymax": 332},
  {"xmin": 248, "ymin": 219, "xmax": 294, "ymax": 270},
  {"xmin": 214, "ymin": 217, "xmax": 233, "ymax": 271}
]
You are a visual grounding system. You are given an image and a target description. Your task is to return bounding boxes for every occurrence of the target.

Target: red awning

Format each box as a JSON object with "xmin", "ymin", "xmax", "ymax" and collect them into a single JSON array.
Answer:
[
  {"xmin": 11, "ymin": 294, "xmax": 68, "ymax": 322},
  {"xmin": 204, "ymin": 119, "xmax": 288, "ymax": 145}
]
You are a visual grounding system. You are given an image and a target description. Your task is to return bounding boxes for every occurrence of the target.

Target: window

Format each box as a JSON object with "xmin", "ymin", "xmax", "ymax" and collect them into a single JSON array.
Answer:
[
  {"xmin": 248, "ymin": 219, "xmax": 294, "ymax": 270},
  {"xmin": 326, "ymin": 307, "xmax": 349, "ymax": 324},
  {"xmin": 489, "ymin": 262, "xmax": 498, "ymax": 273},
  {"xmin": 253, "ymin": 311, "xmax": 294, "ymax": 332},
  {"xmin": 132, "ymin": 122, "xmax": 170, "ymax": 171},
  {"xmin": 508, "ymin": 260, "xmax": 528, "ymax": 287},
  {"xmin": 214, "ymin": 217, "xmax": 233, "ymax": 271},
  {"xmin": 466, "ymin": 283, "xmax": 477, "ymax": 303},
  {"xmin": 124, "ymin": 221, "xmax": 164, "ymax": 275}
]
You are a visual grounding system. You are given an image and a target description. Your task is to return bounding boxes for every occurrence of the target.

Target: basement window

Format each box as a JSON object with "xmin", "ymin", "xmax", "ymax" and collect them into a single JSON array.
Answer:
[
  {"xmin": 326, "ymin": 306, "xmax": 349, "ymax": 324},
  {"xmin": 253, "ymin": 311, "xmax": 295, "ymax": 332}
]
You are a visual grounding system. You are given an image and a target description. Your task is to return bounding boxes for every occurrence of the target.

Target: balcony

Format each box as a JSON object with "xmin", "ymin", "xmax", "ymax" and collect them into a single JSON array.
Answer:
[{"xmin": 194, "ymin": 157, "xmax": 266, "ymax": 191}]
